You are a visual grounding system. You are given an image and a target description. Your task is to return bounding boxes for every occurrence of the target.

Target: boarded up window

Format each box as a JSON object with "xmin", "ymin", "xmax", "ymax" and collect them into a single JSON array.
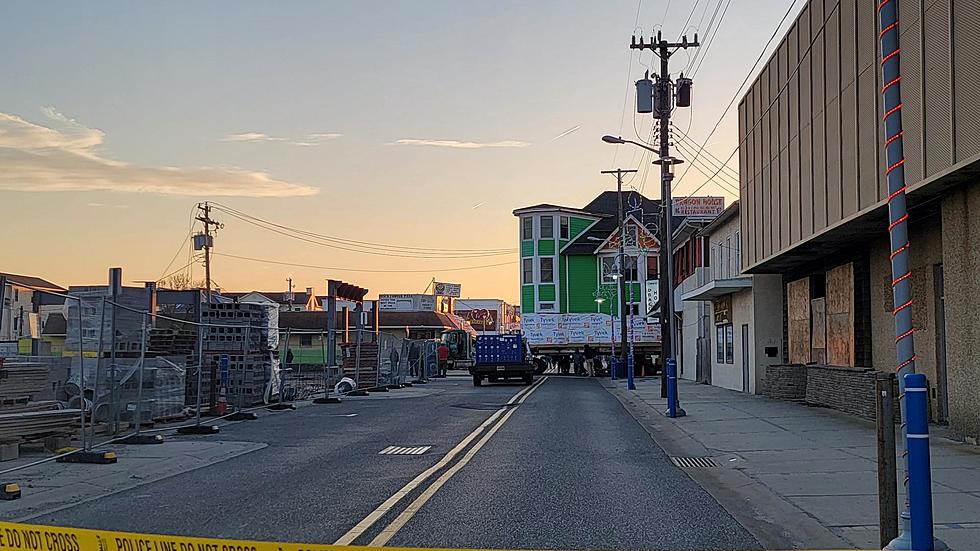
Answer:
[
  {"xmin": 811, "ymin": 297, "xmax": 827, "ymax": 364},
  {"xmin": 826, "ymin": 262, "xmax": 856, "ymax": 367},
  {"xmin": 788, "ymin": 278, "xmax": 811, "ymax": 363}
]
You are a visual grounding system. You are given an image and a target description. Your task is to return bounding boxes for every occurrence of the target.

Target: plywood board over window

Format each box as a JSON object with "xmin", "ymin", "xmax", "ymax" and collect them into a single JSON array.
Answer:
[
  {"xmin": 826, "ymin": 262, "xmax": 856, "ymax": 367},
  {"xmin": 811, "ymin": 297, "xmax": 827, "ymax": 364},
  {"xmin": 788, "ymin": 278, "xmax": 811, "ymax": 363}
]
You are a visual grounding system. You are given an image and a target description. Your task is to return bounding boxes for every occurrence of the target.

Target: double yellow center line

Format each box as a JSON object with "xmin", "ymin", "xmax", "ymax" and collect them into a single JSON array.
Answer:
[{"xmin": 335, "ymin": 376, "xmax": 549, "ymax": 546}]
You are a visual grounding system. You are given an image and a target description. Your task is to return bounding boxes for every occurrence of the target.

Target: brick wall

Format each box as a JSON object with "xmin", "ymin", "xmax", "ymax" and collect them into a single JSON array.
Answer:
[
  {"xmin": 764, "ymin": 364, "xmax": 807, "ymax": 401},
  {"xmin": 805, "ymin": 365, "xmax": 900, "ymax": 421}
]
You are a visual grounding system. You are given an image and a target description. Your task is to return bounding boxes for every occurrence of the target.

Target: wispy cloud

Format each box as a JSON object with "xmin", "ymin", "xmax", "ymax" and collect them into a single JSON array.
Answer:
[
  {"xmin": 391, "ymin": 139, "xmax": 530, "ymax": 149},
  {"xmin": 0, "ymin": 109, "xmax": 318, "ymax": 197},
  {"xmin": 86, "ymin": 202, "xmax": 130, "ymax": 209},
  {"xmin": 221, "ymin": 131, "xmax": 343, "ymax": 147},
  {"xmin": 220, "ymin": 132, "xmax": 286, "ymax": 143},
  {"xmin": 551, "ymin": 125, "xmax": 581, "ymax": 141}
]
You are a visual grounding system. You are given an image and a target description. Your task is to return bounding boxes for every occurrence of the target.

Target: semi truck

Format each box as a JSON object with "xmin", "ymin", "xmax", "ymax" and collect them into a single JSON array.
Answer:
[{"xmin": 469, "ymin": 333, "xmax": 536, "ymax": 386}]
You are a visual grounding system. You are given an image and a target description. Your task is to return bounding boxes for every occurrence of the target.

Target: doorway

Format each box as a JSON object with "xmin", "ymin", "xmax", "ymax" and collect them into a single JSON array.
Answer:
[
  {"xmin": 934, "ymin": 264, "xmax": 949, "ymax": 423},
  {"xmin": 741, "ymin": 324, "xmax": 750, "ymax": 393}
]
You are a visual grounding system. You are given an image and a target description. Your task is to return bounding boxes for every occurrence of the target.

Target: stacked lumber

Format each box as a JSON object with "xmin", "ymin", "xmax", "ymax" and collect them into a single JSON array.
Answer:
[
  {"xmin": 0, "ymin": 361, "xmax": 48, "ymax": 403},
  {"xmin": 0, "ymin": 409, "xmax": 79, "ymax": 440}
]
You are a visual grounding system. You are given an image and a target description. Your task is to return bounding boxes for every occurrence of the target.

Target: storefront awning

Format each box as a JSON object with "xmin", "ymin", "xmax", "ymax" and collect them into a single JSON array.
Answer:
[{"xmin": 681, "ymin": 277, "xmax": 752, "ymax": 302}]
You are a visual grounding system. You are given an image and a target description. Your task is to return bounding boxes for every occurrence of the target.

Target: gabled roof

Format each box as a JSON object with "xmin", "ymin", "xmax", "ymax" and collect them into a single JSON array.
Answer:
[
  {"xmin": 0, "ymin": 272, "xmax": 64, "ymax": 292},
  {"xmin": 698, "ymin": 201, "xmax": 740, "ymax": 236},
  {"xmin": 562, "ymin": 191, "xmax": 665, "ymax": 255},
  {"xmin": 592, "ymin": 214, "xmax": 661, "ymax": 254}
]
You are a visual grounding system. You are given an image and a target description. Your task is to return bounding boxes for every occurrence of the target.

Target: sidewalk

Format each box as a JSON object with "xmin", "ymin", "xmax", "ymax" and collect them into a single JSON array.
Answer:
[{"xmin": 607, "ymin": 377, "xmax": 980, "ymax": 550}]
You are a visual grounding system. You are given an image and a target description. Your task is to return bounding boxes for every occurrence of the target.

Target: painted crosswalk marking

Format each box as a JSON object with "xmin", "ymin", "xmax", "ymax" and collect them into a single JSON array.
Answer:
[{"xmin": 379, "ymin": 445, "xmax": 432, "ymax": 455}]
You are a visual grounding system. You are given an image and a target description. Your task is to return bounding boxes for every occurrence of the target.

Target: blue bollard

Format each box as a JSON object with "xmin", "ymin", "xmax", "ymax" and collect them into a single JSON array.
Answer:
[
  {"xmin": 627, "ymin": 353, "xmax": 635, "ymax": 390},
  {"xmin": 666, "ymin": 358, "xmax": 677, "ymax": 417},
  {"xmin": 904, "ymin": 373, "xmax": 935, "ymax": 551}
]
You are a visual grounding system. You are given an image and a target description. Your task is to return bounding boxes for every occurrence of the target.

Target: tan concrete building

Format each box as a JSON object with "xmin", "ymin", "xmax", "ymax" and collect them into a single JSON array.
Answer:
[{"xmin": 738, "ymin": 0, "xmax": 980, "ymax": 438}]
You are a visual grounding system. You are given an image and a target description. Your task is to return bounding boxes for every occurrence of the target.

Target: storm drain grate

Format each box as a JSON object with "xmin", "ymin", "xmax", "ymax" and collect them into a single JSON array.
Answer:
[
  {"xmin": 379, "ymin": 446, "xmax": 432, "ymax": 455},
  {"xmin": 670, "ymin": 456, "xmax": 719, "ymax": 468}
]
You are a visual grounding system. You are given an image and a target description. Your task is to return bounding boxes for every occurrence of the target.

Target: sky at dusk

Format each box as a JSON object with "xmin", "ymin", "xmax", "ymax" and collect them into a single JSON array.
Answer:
[{"xmin": 1, "ymin": 1, "xmax": 802, "ymax": 303}]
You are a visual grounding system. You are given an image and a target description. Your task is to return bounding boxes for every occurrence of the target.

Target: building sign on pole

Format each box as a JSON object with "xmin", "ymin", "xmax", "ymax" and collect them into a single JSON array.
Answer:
[
  {"xmin": 645, "ymin": 279, "xmax": 660, "ymax": 315},
  {"xmin": 672, "ymin": 196, "xmax": 725, "ymax": 218},
  {"xmin": 434, "ymin": 282, "xmax": 461, "ymax": 297}
]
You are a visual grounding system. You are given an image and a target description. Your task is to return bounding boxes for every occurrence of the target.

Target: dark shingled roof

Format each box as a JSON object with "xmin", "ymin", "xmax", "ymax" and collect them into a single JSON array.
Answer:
[
  {"xmin": 42, "ymin": 313, "xmax": 67, "ymax": 336},
  {"xmin": 562, "ymin": 191, "xmax": 667, "ymax": 255},
  {"xmin": 378, "ymin": 311, "xmax": 456, "ymax": 329},
  {"xmin": 0, "ymin": 272, "xmax": 64, "ymax": 292}
]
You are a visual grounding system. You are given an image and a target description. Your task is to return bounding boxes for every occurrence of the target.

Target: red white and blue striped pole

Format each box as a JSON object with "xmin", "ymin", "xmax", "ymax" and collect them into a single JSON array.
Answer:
[{"xmin": 878, "ymin": 2, "xmax": 944, "ymax": 549}]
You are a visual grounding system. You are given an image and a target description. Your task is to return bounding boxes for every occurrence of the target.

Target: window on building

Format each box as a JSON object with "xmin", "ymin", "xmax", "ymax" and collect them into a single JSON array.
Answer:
[
  {"xmin": 300, "ymin": 334, "xmax": 313, "ymax": 346},
  {"xmin": 735, "ymin": 231, "xmax": 742, "ymax": 273},
  {"xmin": 716, "ymin": 323, "xmax": 734, "ymax": 364},
  {"xmin": 601, "ymin": 256, "xmax": 619, "ymax": 283},
  {"xmin": 726, "ymin": 236, "xmax": 733, "ymax": 279},
  {"xmin": 623, "ymin": 255, "xmax": 639, "ymax": 282},
  {"xmin": 522, "ymin": 258, "xmax": 534, "ymax": 284},
  {"xmin": 539, "ymin": 302, "xmax": 555, "ymax": 311},
  {"xmin": 522, "ymin": 217, "xmax": 533, "ymax": 240},
  {"xmin": 646, "ymin": 255, "xmax": 659, "ymax": 279},
  {"xmin": 13, "ymin": 289, "xmax": 19, "ymax": 301},
  {"xmin": 540, "ymin": 258, "xmax": 554, "ymax": 283},
  {"xmin": 540, "ymin": 216, "xmax": 554, "ymax": 239},
  {"xmin": 560, "ymin": 216, "xmax": 569, "ymax": 239},
  {"xmin": 625, "ymin": 302, "xmax": 640, "ymax": 316},
  {"xmin": 726, "ymin": 324, "xmax": 734, "ymax": 364}
]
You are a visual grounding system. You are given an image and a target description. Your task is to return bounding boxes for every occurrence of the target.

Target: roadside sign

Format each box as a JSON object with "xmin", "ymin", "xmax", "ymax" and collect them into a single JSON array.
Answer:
[
  {"xmin": 673, "ymin": 196, "xmax": 725, "ymax": 217},
  {"xmin": 434, "ymin": 282, "xmax": 461, "ymax": 297},
  {"xmin": 219, "ymin": 355, "xmax": 230, "ymax": 385}
]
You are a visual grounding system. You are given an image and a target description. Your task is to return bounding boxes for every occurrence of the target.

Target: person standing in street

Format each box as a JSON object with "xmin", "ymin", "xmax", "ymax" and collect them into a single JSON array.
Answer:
[{"xmin": 437, "ymin": 342, "xmax": 449, "ymax": 376}]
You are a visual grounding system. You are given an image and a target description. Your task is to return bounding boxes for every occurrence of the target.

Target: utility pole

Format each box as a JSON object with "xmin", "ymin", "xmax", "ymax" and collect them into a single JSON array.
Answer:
[
  {"xmin": 631, "ymin": 31, "xmax": 698, "ymax": 401},
  {"xmin": 601, "ymin": 169, "xmax": 637, "ymax": 380},
  {"xmin": 286, "ymin": 277, "xmax": 294, "ymax": 310},
  {"xmin": 195, "ymin": 202, "xmax": 219, "ymax": 303},
  {"xmin": 0, "ymin": 275, "xmax": 6, "ymax": 341}
]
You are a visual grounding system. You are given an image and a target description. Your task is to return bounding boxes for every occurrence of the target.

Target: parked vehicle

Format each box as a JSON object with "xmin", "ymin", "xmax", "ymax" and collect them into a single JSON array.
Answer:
[
  {"xmin": 440, "ymin": 329, "xmax": 475, "ymax": 370},
  {"xmin": 469, "ymin": 333, "xmax": 535, "ymax": 386}
]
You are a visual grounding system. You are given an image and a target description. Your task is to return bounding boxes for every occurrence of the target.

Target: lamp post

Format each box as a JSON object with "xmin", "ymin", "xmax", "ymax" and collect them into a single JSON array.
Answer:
[
  {"xmin": 602, "ymin": 135, "xmax": 683, "ymax": 407},
  {"xmin": 594, "ymin": 288, "xmax": 616, "ymax": 379}
]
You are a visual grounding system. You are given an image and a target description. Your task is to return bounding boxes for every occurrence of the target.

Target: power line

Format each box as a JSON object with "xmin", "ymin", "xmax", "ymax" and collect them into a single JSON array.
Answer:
[
  {"xmin": 158, "ymin": 205, "xmax": 197, "ymax": 280},
  {"xmin": 614, "ymin": 0, "xmax": 646, "ymax": 167},
  {"xmin": 689, "ymin": 0, "xmax": 734, "ymax": 78},
  {"xmin": 209, "ymin": 203, "xmax": 517, "ymax": 258},
  {"xmin": 671, "ymin": 124, "xmax": 739, "ymax": 178},
  {"xmin": 672, "ymin": 127, "xmax": 740, "ymax": 179},
  {"xmin": 673, "ymin": 141, "xmax": 739, "ymax": 194},
  {"xmin": 672, "ymin": 0, "xmax": 807, "ymax": 194},
  {"xmin": 215, "ymin": 252, "xmax": 517, "ymax": 274},
  {"xmin": 684, "ymin": 0, "xmax": 726, "ymax": 72}
]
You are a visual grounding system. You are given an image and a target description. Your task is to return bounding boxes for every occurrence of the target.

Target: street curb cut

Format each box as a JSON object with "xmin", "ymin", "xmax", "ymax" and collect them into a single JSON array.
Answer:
[{"xmin": 600, "ymin": 380, "xmax": 852, "ymax": 551}]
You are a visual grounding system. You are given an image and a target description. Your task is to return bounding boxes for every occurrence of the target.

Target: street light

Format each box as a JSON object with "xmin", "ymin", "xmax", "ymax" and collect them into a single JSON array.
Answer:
[
  {"xmin": 594, "ymin": 288, "xmax": 616, "ymax": 380},
  {"xmin": 602, "ymin": 133, "xmax": 685, "ymax": 415}
]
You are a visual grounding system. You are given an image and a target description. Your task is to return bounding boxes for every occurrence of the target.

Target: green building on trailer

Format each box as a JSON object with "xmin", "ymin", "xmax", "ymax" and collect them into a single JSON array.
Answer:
[{"xmin": 513, "ymin": 191, "xmax": 664, "ymax": 354}]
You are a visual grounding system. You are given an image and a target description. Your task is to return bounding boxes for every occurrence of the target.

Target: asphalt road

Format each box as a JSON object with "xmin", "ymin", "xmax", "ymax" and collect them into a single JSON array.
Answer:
[{"xmin": 28, "ymin": 374, "xmax": 759, "ymax": 550}]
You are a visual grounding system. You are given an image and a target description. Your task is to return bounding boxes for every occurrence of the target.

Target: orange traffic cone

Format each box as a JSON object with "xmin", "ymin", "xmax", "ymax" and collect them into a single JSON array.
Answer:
[{"xmin": 215, "ymin": 385, "xmax": 227, "ymax": 415}]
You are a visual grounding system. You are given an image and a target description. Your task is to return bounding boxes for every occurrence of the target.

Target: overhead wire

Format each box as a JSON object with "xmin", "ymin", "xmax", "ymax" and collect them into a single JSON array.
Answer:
[
  {"xmin": 613, "ymin": 0, "xmax": 646, "ymax": 167},
  {"xmin": 158, "ymin": 205, "xmax": 197, "ymax": 280},
  {"xmin": 208, "ymin": 203, "xmax": 516, "ymax": 258},
  {"xmin": 671, "ymin": 124, "xmax": 740, "ymax": 178},
  {"xmin": 689, "ymin": 0, "xmax": 734, "ymax": 78},
  {"xmin": 671, "ymin": 0, "xmax": 807, "ymax": 195},
  {"xmin": 684, "ymin": 0, "xmax": 726, "ymax": 73},
  {"xmin": 215, "ymin": 252, "xmax": 517, "ymax": 274},
  {"xmin": 675, "ymin": 0, "xmax": 837, "ymax": 201}
]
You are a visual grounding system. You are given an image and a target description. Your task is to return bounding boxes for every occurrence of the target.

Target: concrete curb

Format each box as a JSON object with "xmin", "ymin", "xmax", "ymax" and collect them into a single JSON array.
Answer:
[{"xmin": 601, "ymin": 380, "xmax": 854, "ymax": 551}]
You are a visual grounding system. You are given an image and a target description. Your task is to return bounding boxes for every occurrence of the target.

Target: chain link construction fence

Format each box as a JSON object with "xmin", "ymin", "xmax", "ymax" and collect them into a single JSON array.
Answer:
[{"xmin": 0, "ymin": 282, "xmax": 446, "ymax": 475}]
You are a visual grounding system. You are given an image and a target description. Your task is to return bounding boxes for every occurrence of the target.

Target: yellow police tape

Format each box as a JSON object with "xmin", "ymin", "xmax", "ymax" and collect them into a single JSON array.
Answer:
[{"xmin": 0, "ymin": 520, "xmax": 862, "ymax": 551}]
